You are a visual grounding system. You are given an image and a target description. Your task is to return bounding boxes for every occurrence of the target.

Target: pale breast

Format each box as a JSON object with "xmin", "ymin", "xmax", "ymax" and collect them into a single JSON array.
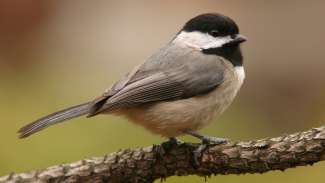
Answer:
[{"xmin": 121, "ymin": 62, "xmax": 245, "ymax": 138}]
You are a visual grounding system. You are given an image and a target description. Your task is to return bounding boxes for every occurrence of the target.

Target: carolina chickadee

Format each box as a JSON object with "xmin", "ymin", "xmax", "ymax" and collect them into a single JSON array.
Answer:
[{"xmin": 18, "ymin": 13, "xmax": 246, "ymax": 144}]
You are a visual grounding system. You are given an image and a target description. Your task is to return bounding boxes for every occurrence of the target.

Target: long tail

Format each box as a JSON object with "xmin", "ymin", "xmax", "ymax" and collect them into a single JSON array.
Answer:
[{"xmin": 18, "ymin": 102, "xmax": 92, "ymax": 138}]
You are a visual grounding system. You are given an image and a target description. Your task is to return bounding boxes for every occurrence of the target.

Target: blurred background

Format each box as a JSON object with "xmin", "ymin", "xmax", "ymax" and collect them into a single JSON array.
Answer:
[{"xmin": 0, "ymin": 0, "xmax": 324, "ymax": 182}]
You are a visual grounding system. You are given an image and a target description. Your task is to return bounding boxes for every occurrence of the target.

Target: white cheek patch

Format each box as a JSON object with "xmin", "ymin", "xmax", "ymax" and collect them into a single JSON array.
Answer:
[
  {"xmin": 201, "ymin": 36, "xmax": 232, "ymax": 49},
  {"xmin": 173, "ymin": 31, "xmax": 233, "ymax": 50}
]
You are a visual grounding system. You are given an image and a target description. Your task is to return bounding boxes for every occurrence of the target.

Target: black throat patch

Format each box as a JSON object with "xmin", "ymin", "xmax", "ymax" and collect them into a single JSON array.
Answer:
[{"xmin": 202, "ymin": 46, "xmax": 243, "ymax": 67}]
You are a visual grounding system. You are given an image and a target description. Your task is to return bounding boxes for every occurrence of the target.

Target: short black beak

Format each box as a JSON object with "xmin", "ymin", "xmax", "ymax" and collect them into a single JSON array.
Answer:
[
  {"xmin": 234, "ymin": 34, "xmax": 247, "ymax": 43},
  {"xmin": 224, "ymin": 34, "xmax": 247, "ymax": 47}
]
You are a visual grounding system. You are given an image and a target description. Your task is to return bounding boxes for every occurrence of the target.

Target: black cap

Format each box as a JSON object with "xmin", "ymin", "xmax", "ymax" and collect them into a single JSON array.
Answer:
[{"xmin": 182, "ymin": 13, "xmax": 239, "ymax": 37}]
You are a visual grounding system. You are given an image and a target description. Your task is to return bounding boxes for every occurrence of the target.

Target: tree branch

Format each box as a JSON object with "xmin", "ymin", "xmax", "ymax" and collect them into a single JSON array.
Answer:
[{"xmin": 1, "ymin": 126, "xmax": 325, "ymax": 183}]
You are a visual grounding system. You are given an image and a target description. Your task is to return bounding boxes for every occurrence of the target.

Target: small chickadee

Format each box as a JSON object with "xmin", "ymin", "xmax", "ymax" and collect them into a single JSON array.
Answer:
[{"xmin": 18, "ymin": 13, "xmax": 246, "ymax": 145}]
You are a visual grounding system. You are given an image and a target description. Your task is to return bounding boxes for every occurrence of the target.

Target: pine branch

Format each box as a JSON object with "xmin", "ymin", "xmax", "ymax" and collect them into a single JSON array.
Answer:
[{"xmin": 1, "ymin": 126, "xmax": 325, "ymax": 183}]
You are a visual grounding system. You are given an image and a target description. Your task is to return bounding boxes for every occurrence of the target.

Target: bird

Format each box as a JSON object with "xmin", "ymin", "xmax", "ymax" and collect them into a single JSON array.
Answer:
[{"xmin": 18, "ymin": 13, "xmax": 246, "ymax": 146}]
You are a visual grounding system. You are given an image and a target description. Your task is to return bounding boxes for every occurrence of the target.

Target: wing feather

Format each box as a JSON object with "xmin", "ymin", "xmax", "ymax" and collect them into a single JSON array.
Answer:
[
  {"xmin": 88, "ymin": 45, "xmax": 226, "ymax": 116},
  {"xmin": 91, "ymin": 73, "xmax": 184, "ymax": 114}
]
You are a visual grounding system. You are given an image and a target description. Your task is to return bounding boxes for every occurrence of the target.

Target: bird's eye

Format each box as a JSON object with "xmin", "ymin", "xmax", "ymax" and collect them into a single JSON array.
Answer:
[{"xmin": 208, "ymin": 30, "xmax": 220, "ymax": 37}]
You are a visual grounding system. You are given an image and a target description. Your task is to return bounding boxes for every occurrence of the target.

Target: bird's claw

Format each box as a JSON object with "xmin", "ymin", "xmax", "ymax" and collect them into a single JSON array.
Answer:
[
  {"xmin": 192, "ymin": 144, "xmax": 207, "ymax": 167},
  {"xmin": 192, "ymin": 136, "xmax": 228, "ymax": 167}
]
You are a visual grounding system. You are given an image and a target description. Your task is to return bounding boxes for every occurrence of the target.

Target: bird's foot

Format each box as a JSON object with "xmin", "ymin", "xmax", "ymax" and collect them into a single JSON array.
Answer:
[
  {"xmin": 167, "ymin": 137, "xmax": 183, "ymax": 146},
  {"xmin": 182, "ymin": 129, "xmax": 228, "ymax": 167},
  {"xmin": 162, "ymin": 137, "xmax": 183, "ymax": 149},
  {"xmin": 157, "ymin": 137, "xmax": 183, "ymax": 156},
  {"xmin": 192, "ymin": 144, "xmax": 207, "ymax": 167},
  {"xmin": 191, "ymin": 137, "xmax": 228, "ymax": 167}
]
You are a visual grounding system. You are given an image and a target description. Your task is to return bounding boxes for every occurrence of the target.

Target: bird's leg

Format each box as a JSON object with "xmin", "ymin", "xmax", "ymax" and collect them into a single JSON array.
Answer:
[
  {"xmin": 183, "ymin": 129, "xmax": 228, "ymax": 144},
  {"xmin": 183, "ymin": 129, "xmax": 228, "ymax": 166}
]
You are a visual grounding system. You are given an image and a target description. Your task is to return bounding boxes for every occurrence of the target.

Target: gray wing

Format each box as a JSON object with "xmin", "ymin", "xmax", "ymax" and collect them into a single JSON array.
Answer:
[{"xmin": 88, "ymin": 44, "xmax": 225, "ymax": 116}]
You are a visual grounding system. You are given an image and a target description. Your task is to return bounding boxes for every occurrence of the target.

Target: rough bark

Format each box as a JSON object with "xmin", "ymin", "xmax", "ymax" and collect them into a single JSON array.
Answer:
[{"xmin": 1, "ymin": 126, "xmax": 325, "ymax": 183}]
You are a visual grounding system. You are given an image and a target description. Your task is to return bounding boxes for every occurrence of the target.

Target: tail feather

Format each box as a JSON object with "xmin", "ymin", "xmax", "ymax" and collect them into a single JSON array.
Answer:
[{"xmin": 18, "ymin": 102, "xmax": 92, "ymax": 138}]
